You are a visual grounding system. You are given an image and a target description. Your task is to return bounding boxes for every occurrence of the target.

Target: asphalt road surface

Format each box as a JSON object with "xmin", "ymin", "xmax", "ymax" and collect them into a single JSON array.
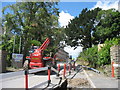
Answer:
[{"xmin": 0, "ymin": 62, "xmax": 65, "ymax": 89}]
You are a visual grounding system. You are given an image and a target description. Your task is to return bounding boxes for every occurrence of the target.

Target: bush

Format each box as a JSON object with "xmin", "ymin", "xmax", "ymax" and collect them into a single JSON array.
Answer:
[
  {"xmin": 97, "ymin": 38, "xmax": 120, "ymax": 66},
  {"xmin": 78, "ymin": 38, "xmax": 120, "ymax": 68},
  {"xmin": 97, "ymin": 44, "xmax": 111, "ymax": 66},
  {"xmin": 79, "ymin": 46, "xmax": 98, "ymax": 68}
]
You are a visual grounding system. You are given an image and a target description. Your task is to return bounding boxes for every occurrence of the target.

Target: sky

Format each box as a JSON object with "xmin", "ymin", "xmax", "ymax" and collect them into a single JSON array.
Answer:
[
  {"xmin": 58, "ymin": 2, "xmax": 97, "ymax": 59},
  {"xmin": 1, "ymin": 0, "xmax": 120, "ymax": 59},
  {"xmin": 57, "ymin": 0, "xmax": 119, "ymax": 59}
]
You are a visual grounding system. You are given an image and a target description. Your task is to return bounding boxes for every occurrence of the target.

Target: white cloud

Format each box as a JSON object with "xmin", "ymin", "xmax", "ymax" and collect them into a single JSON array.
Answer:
[
  {"xmin": 64, "ymin": 46, "xmax": 83, "ymax": 59},
  {"xmin": 59, "ymin": 11, "xmax": 82, "ymax": 59},
  {"xmin": 58, "ymin": 11, "xmax": 74, "ymax": 27},
  {"xmin": 92, "ymin": 0, "xmax": 119, "ymax": 10}
]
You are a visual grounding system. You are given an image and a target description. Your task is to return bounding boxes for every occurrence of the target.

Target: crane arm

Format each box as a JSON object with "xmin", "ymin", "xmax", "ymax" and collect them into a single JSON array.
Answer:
[{"xmin": 39, "ymin": 38, "xmax": 50, "ymax": 51}]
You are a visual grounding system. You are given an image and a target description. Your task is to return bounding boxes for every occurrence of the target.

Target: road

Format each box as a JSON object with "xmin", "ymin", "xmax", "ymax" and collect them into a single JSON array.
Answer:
[
  {"xmin": 0, "ymin": 63, "xmax": 65, "ymax": 89},
  {"xmin": 2, "ymin": 72, "xmax": 62, "ymax": 88},
  {"xmin": 1, "ymin": 62, "xmax": 119, "ymax": 89}
]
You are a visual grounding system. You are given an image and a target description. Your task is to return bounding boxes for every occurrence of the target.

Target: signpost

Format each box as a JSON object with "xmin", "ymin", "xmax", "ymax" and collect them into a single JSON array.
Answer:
[
  {"xmin": 12, "ymin": 53, "xmax": 23, "ymax": 68},
  {"xmin": 12, "ymin": 53, "xmax": 23, "ymax": 62}
]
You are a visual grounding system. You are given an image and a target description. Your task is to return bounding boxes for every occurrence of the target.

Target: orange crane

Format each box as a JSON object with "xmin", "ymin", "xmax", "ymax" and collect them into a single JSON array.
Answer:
[{"xmin": 24, "ymin": 38, "xmax": 56, "ymax": 69}]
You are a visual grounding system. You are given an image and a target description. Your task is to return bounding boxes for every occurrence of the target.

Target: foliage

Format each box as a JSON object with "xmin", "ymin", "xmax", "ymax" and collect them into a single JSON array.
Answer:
[
  {"xmin": 1, "ymin": 2, "xmax": 65, "ymax": 66},
  {"xmin": 65, "ymin": 8, "xmax": 120, "ymax": 67},
  {"xmin": 0, "ymin": 34, "xmax": 17, "ymax": 55},
  {"xmin": 78, "ymin": 38, "xmax": 120, "ymax": 68},
  {"xmin": 78, "ymin": 46, "xmax": 98, "ymax": 68},
  {"xmin": 97, "ymin": 38, "xmax": 120, "ymax": 66},
  {"xmin": 65, "ymin": 8, "xmax": 101, "ymax": 49},
  {"xmin": 94, "ymin": 9, "xmax": 120, "ymax": 43},
  {"xmin": 29, "ymin": 40, "xmax": 41, "ymax": 46},
  {"xmin": 2, "ymin": 2, "xmax": 120, "ymax": 68},
  {"xmin": 65, "ymin": 8, "xmax": 120, "ymax": 50},
  {"xmin": 0, "ymin": 35, "xmax": 14, "ymax": 66}
]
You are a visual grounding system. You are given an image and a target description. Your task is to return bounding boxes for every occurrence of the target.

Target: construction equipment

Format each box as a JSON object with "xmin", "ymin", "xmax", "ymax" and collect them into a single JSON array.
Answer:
[{"xmin": 23, "ymin": 38, "xmax": 56, "ymax": 69}]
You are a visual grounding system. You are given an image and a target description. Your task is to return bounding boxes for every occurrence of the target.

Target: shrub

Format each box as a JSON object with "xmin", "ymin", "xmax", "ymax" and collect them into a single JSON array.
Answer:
[
  {"xmin": 97, "ymin": 38, "xmax": 120, "ymax": 66},
  {"xmin": 78, "ymin": 38, "xmax": 120, "ymax": 68},
  {"xmin": 79, "ymin": 46, "xmax": 98, "ymax": 68}
]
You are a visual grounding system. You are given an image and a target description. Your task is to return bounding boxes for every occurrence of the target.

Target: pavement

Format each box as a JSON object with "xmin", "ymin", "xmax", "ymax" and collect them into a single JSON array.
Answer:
[{"xmin": 85, "ymin": 70, "xmax": 119, "ymax": 89}]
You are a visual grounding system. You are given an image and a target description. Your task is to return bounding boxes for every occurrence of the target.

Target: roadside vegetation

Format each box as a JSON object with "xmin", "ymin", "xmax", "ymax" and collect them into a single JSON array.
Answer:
[
  {"xmin": 1, "ymin": 2, "xmax": 65, "ymax": 67},
  {"xmin": 65, "ymin": 8, "xmax": 120, "ymax": 70},
  {"xmin": 1, "ymin": 2, "xmax": 120, "ymax": 71},
  {"xmin": 78, "ymin": 38, "xmax": 120, "ymax": 68}
]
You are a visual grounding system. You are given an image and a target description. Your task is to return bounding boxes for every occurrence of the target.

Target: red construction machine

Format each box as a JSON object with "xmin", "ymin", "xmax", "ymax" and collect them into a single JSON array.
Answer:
[{"xmin": 23, "ymin": 38, "xmax": 57, "ymax": 69}]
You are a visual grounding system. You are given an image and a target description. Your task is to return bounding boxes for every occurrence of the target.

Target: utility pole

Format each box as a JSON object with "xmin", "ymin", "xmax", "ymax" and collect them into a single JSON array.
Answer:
[
  {"xmin": 19, "ymin": 36, "xmax": 21, "ymax": 54},
  {"xmin": 19, "ymin": 26, "xmax": 23, "ymax": 54},
  {"xmin": 13, "ymin": 35, "xmax": 16, "ymax": 53}
]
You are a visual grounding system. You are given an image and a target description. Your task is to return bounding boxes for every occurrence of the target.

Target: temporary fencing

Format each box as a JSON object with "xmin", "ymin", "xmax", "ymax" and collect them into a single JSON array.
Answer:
[
  {"xmin": 24, "ymin": 62, "xmax": 78, "ymax": 89},
  {"xmin": 63, "ymin": 64, "xmax": 66, "ymax": 78},
  {"xmin": 24, "ymin": 67, "xmax": 50, "ymax": 89},
  {"xmin": 112, "ymin": 61, "xmax": 120, "ymax": 78}
]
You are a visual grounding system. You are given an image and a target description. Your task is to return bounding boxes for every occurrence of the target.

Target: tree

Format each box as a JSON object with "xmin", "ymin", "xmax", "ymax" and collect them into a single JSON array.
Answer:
[
  {"xmin": 2, "ymin": 2, "xmax": 64, "ymax": 63},
  {"xmin": 94, "ymin": 9, "xmax": 120, "ymax": 43},
  {"xmin": 65, "ymin": 8, "xmax": 101, "ymax": 49}
]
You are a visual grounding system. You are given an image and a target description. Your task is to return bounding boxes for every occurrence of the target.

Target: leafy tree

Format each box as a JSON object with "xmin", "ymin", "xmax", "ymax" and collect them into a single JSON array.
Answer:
[
  {"xmin": 65, "ymin": 8, "xmax": 101, "ymax": 49},
  {"xmin": 94, "ymin": 9, "xmax": 120, "ymax": 43},
  {"xmin": 2, "ymin": 2, "xmax": 64, "ymax": 64},
  {"xmin": 65, "ymin": 8, "xmax": 120, "ymax": 50}
]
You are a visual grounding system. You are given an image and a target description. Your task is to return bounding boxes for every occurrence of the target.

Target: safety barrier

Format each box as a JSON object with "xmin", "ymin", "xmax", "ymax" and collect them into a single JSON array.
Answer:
[
  {"xmin": 24, "ymin": 65, "xmax": 62, "ymax": 89},
  {"xmin": 47, "ymin": 67, "xmax": 51, "ymax": 86},
  {"xmin": 24, "ymin": 67, "xmax": 50, "ymax": 90},
  {"xmin": 24, "ymin": 62, "xmax": 77, "ymax": 89},
  {"xmin": 58, "ymin": 64, "xmax": 60, "ymax": 73},
  {"xmin": 73, "ymin": 61, "xmax": 76, "ymax": 71},
  {"xmin": 112, "ymin": 61, "xmax": 115, "ymax": 77},
  {"xmin": 63, "ymin": 64, "xmax": 66, "ymax": 78},
  {"xmin": 112, "ymin": 61, "xmax": 120, "ymax": 78},
  {"xmin": 24, "ymin": 70, "xmax": 28, "ymax": 90}
]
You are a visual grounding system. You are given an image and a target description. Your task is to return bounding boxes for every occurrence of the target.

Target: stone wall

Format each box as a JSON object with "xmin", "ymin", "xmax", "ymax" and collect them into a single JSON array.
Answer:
[{"xmin": 110, "ymin": 45, "xmax": 120, "ymax": 78}]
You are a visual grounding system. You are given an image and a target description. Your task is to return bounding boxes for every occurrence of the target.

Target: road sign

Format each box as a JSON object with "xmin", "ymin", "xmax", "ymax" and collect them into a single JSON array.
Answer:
[{"xmin": 12, "ymin": 53, "xmax": 23, "ymax": 62}]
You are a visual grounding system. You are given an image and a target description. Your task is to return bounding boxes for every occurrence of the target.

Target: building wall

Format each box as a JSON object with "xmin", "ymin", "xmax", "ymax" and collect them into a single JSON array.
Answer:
[
  {"xmin": 55, "ymin": 49, "xmax": 69, "ymax": 62},
  {"xmin": 118, "ymin": 0, "xmax": 120, "ymax": 12},
  {"xmin": 0, "ymin": 50, "xmax": 7, "ymax": 73}
]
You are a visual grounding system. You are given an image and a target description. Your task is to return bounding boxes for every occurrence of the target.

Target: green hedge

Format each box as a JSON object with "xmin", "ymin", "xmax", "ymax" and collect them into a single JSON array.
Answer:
[{"xmin": 78, "ymin": 38, "xmax": 120, "ymax": 68}]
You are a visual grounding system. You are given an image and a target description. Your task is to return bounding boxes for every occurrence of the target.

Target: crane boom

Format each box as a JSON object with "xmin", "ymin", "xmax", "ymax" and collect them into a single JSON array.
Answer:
[{"xmin": 39, "ymin": 38, "xmax": 50, "ymax": 51}]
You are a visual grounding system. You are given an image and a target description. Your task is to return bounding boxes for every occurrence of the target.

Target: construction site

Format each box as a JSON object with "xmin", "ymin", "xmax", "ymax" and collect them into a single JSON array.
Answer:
[
  {"xmin": 1, "ymin": 1, "xmax": 120, "ymax": 90},
  {"xmin": 0, "ymin": 46, "xmax": 120, "ymax": 89}
]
